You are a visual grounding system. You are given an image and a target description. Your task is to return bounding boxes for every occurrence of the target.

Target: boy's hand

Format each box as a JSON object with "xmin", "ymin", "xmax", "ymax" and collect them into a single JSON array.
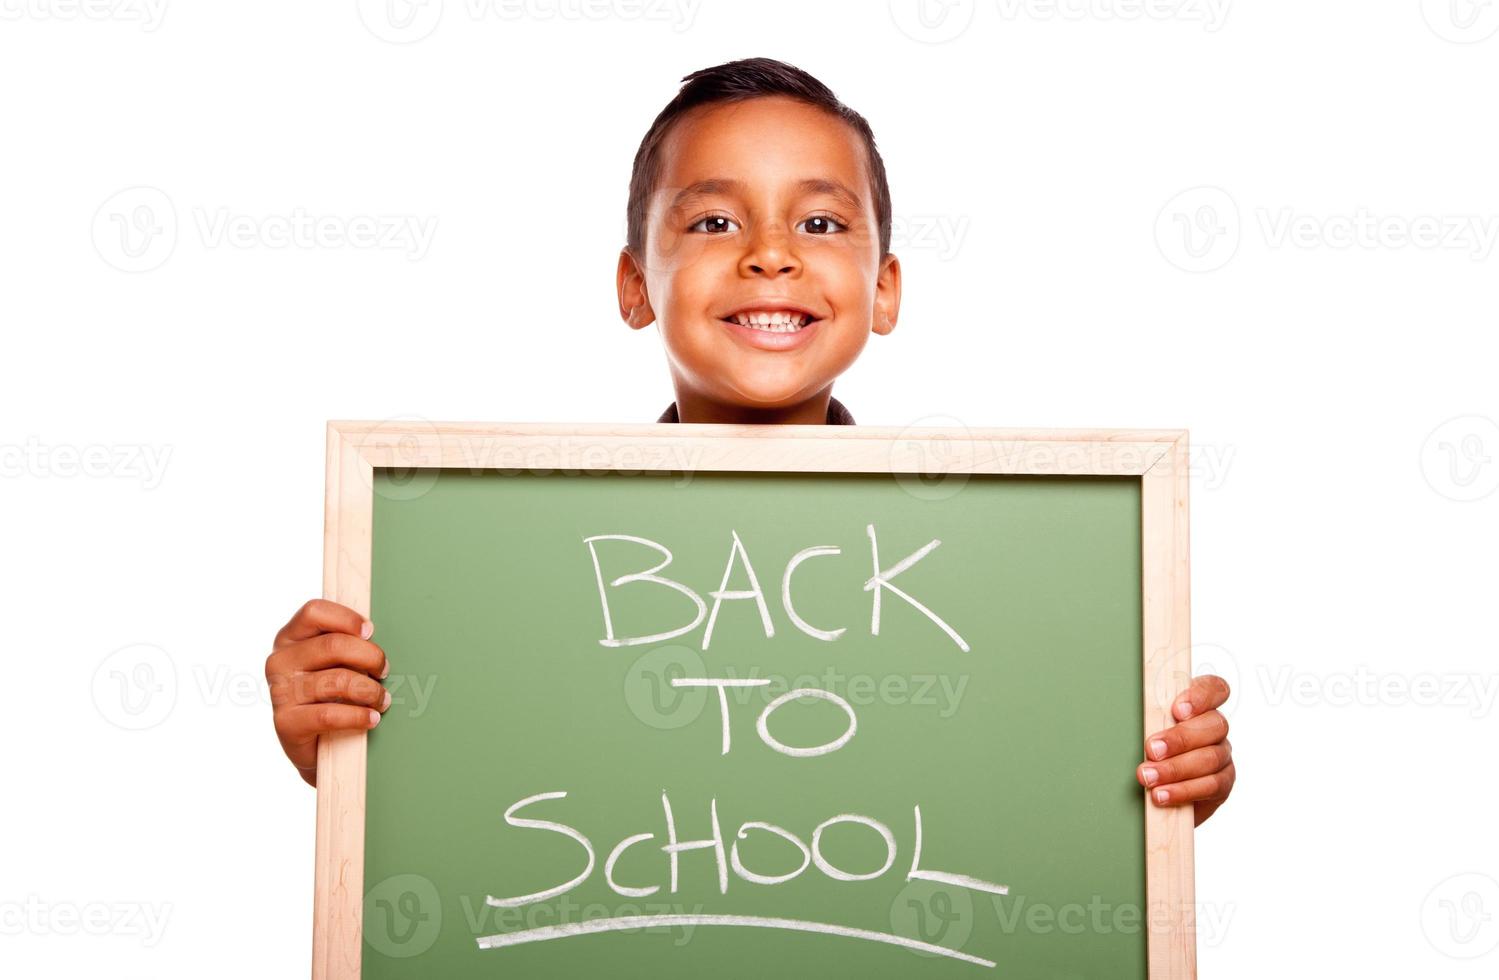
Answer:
[
  {"xmin": 265, "ymin": 599, "xmax": 390, "ymax": 787},
  {"xmin": 1136, "ymin": 675, "xmax": 1235, "ymax": 826}
]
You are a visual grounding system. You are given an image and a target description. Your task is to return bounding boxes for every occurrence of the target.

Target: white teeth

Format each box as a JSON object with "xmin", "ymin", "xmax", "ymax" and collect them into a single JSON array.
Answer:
[{"xmin": 730, "ymin": 311, "xmax": 810, "ymax": 332}]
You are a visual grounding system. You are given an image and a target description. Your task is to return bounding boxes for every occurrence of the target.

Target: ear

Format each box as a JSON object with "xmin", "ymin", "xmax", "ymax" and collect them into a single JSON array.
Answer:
[
  {"xmin": 872, "ymin": 252, "xmax": 901, "ymax": 336},
  {"xmin": 617, "ymin": 248, "xmax": 656, "ymax": 330}
]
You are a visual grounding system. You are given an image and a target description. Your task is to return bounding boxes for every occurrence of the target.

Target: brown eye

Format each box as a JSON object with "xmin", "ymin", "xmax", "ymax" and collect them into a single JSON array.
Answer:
[
  {"xmin": 690, "ymin": 215, "xmax": 739, "ymax": 234},
  {"xmin": 799, "ymin": 215, "xmax": 846, "ymax": 235}
]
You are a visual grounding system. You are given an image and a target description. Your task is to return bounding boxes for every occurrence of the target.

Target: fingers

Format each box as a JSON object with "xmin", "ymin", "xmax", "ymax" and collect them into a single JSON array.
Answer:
[
  {"xmin": 269, "ymin": 631, "xmax": 388, "ymax": 684},
  {"xmin": 1138, "ymin": 741, "xmax": 1231, "ymax": 789},
  {"xmin": 1145, "ymin": 708, "xmax": 1229, "ymax": 761},
  {"xmin": 1172, "ymin": 674, "xmax": 1230, "ymax": 722},
  {"xmin": 274, "ymin": 598, "xmax": 372, "ymax": 650},
  {"xmin": 1143, "ymin": 675, "xmax": 1237, "ymax": 826},
  {"xmin": 272, "ymin": 667, "xmax": 392, "ymax": 712},
  {"xmin": 267, "ymin": 599, "xmax": 388, "ymax": 787},
  {"xmin": 275, "ymin": 702, "xmax": 384, "ymax": 743},
  {"xmin": 1146, "ymin": 762, "xmax": 1236, "ymax": 813}
]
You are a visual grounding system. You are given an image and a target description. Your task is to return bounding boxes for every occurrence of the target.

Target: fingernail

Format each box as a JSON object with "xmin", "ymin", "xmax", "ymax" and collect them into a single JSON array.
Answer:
[
  {"xmin": 379, "ymin": 661, "xmax": 390, "ymax": 680},
  {"xmin": 380, "ymin": 690, "xmax": 392, "ymax": 711},
  {"xmin": 360, "ymin": 620, "xmax": 374, "ymax": 640},
  {"xmin": 1153, "ymin": 788, "xmax": 1169, "ymax": 805},
  {"xmin": 1149, "ymin": 739, "xmax": 1168, "ymax": 759},
  {"xmin": 1141, "ymin": 767, "xmax": 1159, "ymax": 786},
  {"xmin": 368, "ymin": 709, "xmax": 380, "ymax": 727},
  {"xmin": 1175, "ymin": 700, "xmax": 1193, "ymax": 720}
]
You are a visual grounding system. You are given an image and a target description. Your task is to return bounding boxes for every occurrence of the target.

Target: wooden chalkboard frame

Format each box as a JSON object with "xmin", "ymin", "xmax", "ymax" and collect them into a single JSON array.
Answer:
[{"xmin": 312, "ymin": 421, "xmax": 1195, "ymax": 979}]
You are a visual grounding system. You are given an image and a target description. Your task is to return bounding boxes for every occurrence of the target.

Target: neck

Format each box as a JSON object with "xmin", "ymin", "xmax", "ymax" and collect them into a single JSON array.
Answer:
[{"xmin": 673, "ymin": 387, "xmax": 834, "ymax": 425}]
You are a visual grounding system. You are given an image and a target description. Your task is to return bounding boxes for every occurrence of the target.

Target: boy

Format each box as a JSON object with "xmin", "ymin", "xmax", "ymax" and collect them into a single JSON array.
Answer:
[{"xmin": 264, "ymin": 58, "xmax": 1235, "ymax": 825}]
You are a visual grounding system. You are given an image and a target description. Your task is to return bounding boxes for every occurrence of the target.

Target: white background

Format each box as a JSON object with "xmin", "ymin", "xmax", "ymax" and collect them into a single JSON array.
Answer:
[{"xmin": 3, "ymin": 0, "xmax": 1497, "ymax": 976}]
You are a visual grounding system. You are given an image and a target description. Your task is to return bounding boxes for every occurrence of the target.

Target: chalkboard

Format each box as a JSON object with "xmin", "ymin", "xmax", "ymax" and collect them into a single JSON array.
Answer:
[{"xmin": 312, "ymin": 422, "xmax": 1195, "ymax": 979}]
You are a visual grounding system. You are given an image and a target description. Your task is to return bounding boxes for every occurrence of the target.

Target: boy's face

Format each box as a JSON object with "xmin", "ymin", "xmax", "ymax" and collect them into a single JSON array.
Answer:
[{"xmin": 619, "ymin": 96, "xmax": 900, "ymax": 417}]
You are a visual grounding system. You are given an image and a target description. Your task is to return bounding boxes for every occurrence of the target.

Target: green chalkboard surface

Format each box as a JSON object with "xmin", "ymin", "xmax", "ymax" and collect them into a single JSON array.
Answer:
[{"xmin": 361, "ymin": 467, "xmax": 1145, "ymax": 978}]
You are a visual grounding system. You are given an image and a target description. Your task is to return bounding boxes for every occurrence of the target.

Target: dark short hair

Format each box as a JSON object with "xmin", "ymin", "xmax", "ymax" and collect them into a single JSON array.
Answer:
[{"xmin": 626, "ymin": 57, "xmax": 892, "ymax": 259}]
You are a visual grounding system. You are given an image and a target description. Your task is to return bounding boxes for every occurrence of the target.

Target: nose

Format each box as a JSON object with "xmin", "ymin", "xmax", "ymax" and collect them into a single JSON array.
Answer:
[{"xmin": 738, "ymin": 222, "xmax": 801, "ymax": 278}]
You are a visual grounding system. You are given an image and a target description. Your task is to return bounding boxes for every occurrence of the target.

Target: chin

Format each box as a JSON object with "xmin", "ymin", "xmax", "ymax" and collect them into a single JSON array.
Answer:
[{"xmin": 720, "ymin": 375, "xmax": 824, "ymax": 411}]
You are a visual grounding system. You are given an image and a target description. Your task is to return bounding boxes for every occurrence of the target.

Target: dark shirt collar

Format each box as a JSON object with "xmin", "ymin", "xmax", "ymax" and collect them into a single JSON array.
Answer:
[{"xmin": 656, "ymin": 396, "xmax": 855, "ymax": 425}]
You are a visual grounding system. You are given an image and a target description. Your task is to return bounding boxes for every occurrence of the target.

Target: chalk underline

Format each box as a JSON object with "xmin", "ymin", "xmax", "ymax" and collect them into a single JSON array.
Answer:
[{"xmin": 474, "ymin": 913, "xmax": 996, "ymax": 968}]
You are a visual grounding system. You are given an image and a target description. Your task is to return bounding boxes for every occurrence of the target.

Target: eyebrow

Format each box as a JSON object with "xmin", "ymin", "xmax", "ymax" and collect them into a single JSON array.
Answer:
[{"xmin": 671, "ymin": 177, "xmax": 864, "ymax": 211}]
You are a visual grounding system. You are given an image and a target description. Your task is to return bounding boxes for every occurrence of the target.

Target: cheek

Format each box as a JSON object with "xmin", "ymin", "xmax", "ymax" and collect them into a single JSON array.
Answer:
[
  {"xmin": 819, "ymin": 246, "xmax": 878, "ymax": 310},
  {"xmin": 656, "ymin": 249, "xmax": 737, "ymax": 311},
  {"xmin": 642, "ymin": 227, "xmax": 715, "ymax": 282},
  {"xmin": 649, "ymin": 275, "xmax": 731, "ymax": 383}
]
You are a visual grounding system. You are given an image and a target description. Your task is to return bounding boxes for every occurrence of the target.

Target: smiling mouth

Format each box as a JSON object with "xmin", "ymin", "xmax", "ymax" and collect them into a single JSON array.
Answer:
[{"xmin": 718, "ymin": 311, "xmax": 816, "ymax": 333}]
